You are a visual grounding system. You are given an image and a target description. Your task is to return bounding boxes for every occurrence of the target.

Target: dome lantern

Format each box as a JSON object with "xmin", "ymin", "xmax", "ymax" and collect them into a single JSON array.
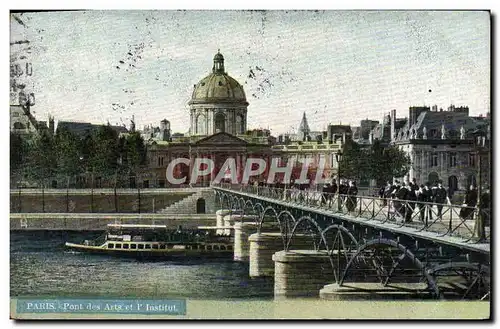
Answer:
[{"xmin": 212, "ymin": 49, "xmax": 225, "ymax": 74}]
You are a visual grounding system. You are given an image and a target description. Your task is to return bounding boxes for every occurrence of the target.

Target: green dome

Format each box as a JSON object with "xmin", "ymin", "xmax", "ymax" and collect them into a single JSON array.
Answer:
[{"xmin": 189, "ymin": 51, "xmax": 248, "ymax": 105}]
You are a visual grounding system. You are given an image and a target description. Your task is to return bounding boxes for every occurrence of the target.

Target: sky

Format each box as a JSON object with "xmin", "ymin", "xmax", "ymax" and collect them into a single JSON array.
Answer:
[{"xmin": 10, "ymin": 10, "xmax": 490, "ymax": 135}]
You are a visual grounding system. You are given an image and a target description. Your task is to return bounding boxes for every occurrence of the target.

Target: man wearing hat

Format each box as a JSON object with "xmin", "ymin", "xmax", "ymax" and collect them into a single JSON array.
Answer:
[{"xmin": 433, "ymin": 180, "xmax": 450, "ymax": 220}]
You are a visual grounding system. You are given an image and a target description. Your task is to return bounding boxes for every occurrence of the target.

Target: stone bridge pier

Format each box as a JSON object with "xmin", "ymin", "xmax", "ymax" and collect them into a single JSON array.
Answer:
[
  {"xmin": 215, "ymin": 209, "xmax": 231, "ymax": 235},
  {"xmin": 273, "ymin": 250, "xmax": 332, "ymax": 298},
  {"xmin": 231, "ymin": 214, "xmax": 259, "ymax": 262}
]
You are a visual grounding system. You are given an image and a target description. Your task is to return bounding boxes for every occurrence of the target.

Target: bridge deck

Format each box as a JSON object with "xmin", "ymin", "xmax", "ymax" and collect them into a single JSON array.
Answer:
[{"xmin": 214, "ymin": 187, "xmax": 490, "ymax": 255}]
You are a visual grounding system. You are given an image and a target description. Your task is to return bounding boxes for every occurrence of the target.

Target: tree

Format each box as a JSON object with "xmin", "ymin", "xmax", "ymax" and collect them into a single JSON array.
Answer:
[
  {"xmin": 54, "ymin": 127, "xmax": 83, "ymax": 186},
  {"xmin": 115, "ymin": 132, "xmax": 146, "ymax": 188},
  {"xmin": 123, "ymin": 131, "xmax": 147, "ymax": 171},
  {"xmin": 339, "ymin": 139, "xmax": 411, "ymax": 186},
  {"xmin": 339, "ymin": 140, "xmax": 371, "ymax": 181},
  {"xmin": 365, "ymin": 139, "xmax": 411, "ymax": 186},
  {"xmin": 22, "ymin": 131, "xmax": 56, "ymax": 186},
  {"xmin": 10, "ymin": 133, "xmax": 24, "ymax": 176},
  {"xmin": 90, "ymin": 124, "xmax": 120, "ymax": 179}
]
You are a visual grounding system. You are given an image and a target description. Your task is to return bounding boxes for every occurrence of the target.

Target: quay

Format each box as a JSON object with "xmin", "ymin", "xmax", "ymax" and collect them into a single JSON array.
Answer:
[{"xmin": 10, "ymin": 213, "xmax": 215, "ymax": 231}]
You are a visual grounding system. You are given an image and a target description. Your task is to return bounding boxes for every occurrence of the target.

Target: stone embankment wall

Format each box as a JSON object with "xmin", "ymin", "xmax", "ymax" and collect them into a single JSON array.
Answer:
[
  {"xmin": 9, "ymin": 188, "xmax": 213, "ymax": 213},
  {"xmin": 10, "ymin": 213, "xmax": 215, "ymax": 231}
]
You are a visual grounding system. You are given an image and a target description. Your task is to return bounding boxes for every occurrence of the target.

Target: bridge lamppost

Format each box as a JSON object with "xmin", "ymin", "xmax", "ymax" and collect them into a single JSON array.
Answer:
[
  {"xmin": 335, "ymin": 150, "xmax": 343, "ymax": 211},
  {"xmin": 473, "ymin": 130, "xmax": 488, "ymax": 242}
]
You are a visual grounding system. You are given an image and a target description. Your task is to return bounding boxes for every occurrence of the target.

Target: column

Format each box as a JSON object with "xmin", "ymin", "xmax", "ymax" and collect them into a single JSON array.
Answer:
[
  {"xmin": 440, "ymin": 152, "xmax": 445, "ymax": 179},
  {"xmin": 205, "ymin": 108, "xmax": 209, "ymax": 136},
  {"xmin": 235, "ymin": 154, "xmax": 241, "ymax": 183},
  {"xmin": 241, "ymin": 153, "xmax": 247, "ymax": 183}
]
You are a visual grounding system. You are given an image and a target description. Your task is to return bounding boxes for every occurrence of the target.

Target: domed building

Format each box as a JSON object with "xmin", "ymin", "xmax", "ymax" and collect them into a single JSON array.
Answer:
[
  {"xmin": 189, "ymin": 51, "xmax": 248, "ymax": 136},
  {"xmin": 141, "ymin": 51, "xmax": 274, "ymax": 189}
]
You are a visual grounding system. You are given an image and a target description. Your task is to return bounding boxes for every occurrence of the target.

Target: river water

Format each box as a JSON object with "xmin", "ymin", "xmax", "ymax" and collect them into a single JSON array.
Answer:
[{"xmin": 10, "ymin": 231, "xmax": 274, "ymax": 299}]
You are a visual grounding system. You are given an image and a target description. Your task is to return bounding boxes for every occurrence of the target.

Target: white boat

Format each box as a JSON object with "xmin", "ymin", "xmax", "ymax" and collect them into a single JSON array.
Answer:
[{"xmin": 65, "ymin": 223, "xmax": 233, "ymax": 259}]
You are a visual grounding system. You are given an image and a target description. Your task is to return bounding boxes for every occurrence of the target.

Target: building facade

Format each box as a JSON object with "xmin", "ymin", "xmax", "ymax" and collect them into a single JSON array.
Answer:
[
  {"xmin": 389, "ymin": 105, "xmax": 490, "ymax": 199},
  {"xmin": 139, "ymin": 52, "xmax": 347, "ymax": 188}
]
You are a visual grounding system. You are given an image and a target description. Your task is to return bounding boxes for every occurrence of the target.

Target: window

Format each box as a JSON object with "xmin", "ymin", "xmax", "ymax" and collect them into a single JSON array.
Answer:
[
  {"xmin": 207, "ymin": 245, "xmax": 212, "ymax": 250},
  {"xmin": 123, "ymin": 244, "xmax": 129, "ymax": 249},
  {"xmin": 108, "ymin": 243, "xmax": 114, "ymax": 249},
  {"xmin": 12, "ymin": 112, "xmax": 19, "ymax": 117},
  {"xmin": 196, "ymin": 114, "xmax": 206, "ymax": 135},
  {"xmin": 449, "ymin": 153, "xmax": 457, "ymax": 167},
  {"xmin": 227, "ymin": 245, "xmax": 232, "ymax": 251},
  {"xmin": 138, "ymin": 244, "xmax": 144, "ymax": 249},
  {"xmin": 431, "ymin": 153, "xmax": 438, "ymax": 167},
  {"xmin": 448, "ymin": 175, "xmax": 458, "ymax": 194},
  {"xmin": 236, "ymin": 115, "xmax": 244, "ymax": 134},
  {"xmin": 469, "ymin": 154, "xmax": 476, "ymax": 167},
  {"xmin": 215, "ymin": 113, "xmax": 225, "ymax": 133},
  {"xmin": 145, "ymin": 244, "xmax": 151, "ymax": 249},
  {"xmin": 13, "ymin": 122, "xmax": 26, "ymax": 129},
  {"xmin": 152, "ymin": 244, "xmax": 159, "ymax": 249},
  {"xmin": 130, "ymin": 244, "xmax": 137, "ymax": 249},
  {"xmin": 115, "ymin": 243, "xmax": 122, "ymax": 249}
]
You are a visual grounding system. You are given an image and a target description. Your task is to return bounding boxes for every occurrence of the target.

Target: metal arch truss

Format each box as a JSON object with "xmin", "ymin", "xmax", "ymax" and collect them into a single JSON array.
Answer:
[
  {"xmin": 321, "ymin": 224, "xmax": 360, "ymax": 284},
  {"xmin": 339, "ymin": 238, "xmax": 441, "ymax": 299},
  {"xmin": 427, "ymin": 262, "xmax": 490, "ymax": 300},
  {"xmin": 214, "ymin": 189, "xmax": 491, "ymax": 300}
]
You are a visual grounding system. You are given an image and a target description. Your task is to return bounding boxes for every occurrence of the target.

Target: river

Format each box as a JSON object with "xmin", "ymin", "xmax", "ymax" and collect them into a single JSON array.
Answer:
[{"xmin": 10, "ymin": 230, "xmax": 274, "ymax": 299}]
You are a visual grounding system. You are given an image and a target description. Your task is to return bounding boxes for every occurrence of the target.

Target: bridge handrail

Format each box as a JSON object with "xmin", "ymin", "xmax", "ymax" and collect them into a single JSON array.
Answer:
[{"xmin": 213, "ymin": 183, "xmax": 490, "ymax": 243}]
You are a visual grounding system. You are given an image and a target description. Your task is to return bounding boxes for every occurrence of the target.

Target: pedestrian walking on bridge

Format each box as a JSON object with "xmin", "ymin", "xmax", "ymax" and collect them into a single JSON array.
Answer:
[
  {"xmin": 346, "ymin": 181, "xmax": 358, "ymax": 212},
  {"xmin": 433, "ymin": 181, "xmax": 450, "ymax": 220}
]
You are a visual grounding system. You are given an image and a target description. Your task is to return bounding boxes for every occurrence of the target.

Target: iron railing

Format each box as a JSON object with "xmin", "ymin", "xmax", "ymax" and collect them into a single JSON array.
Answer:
[{"xmin": 214, "ymin": 183, "xmax": 490, "ymax": 243}]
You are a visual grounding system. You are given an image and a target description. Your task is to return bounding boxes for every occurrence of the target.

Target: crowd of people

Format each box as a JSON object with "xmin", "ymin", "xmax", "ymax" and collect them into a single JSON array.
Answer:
[
  {"xmin": 243, "ymin": 177, "xmax": 489, "ymax": 227},
  {"xmin": 377, "ymin": 179, "xmax": 488, "ymax": 224}
]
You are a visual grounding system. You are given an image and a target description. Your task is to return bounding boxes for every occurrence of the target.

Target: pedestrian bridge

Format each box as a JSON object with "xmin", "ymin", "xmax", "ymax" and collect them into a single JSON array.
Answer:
[{"xmin": 212, "ymin": 183, "xmax": 490, "ymax": 300}]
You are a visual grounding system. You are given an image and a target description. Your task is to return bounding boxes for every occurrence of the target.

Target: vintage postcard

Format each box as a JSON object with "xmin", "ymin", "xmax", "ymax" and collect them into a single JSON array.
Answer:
[{"xmin": 9, "ymin": 10, "xmax": 491, "ymax": 320}]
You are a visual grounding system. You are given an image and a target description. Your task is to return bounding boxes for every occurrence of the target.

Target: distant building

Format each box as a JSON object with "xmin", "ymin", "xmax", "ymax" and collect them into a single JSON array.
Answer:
[
  {"xmin": 353, "ymin": 119, "xmax": 379, "ymax": 144},
  {"xmin": 389, "ymin": 105, "xmax": 490, "ymax": 199},
  {"xmin": 282, "ymin": 112, "xmax": 325, "ymax": 142},
  {"xmin": 141, "ymin": 119, "xmax": 171, "ymax": 142},
  {"xmin": 56, "ymin": 121, "xmax": 128, "ymax": 138}
]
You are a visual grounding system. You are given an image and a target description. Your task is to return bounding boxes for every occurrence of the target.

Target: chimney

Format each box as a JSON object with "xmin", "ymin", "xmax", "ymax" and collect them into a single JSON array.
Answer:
[
  {"xmin": 409, "ymin": 107, "xmax": 416, "ymax": 128},
  {"xmin": 327, "ymin": 124, "xmax": 333, "ymax": 143},
  {"xmin": 390, "ymin": 109, "xmax": 396, "ymax": 142}
]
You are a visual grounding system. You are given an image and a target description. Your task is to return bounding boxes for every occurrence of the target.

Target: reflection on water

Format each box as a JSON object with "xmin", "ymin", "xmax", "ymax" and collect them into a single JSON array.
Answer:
[{"xmin": 10, "ymin": 231, "xmax": 274, "ymax": 299}]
